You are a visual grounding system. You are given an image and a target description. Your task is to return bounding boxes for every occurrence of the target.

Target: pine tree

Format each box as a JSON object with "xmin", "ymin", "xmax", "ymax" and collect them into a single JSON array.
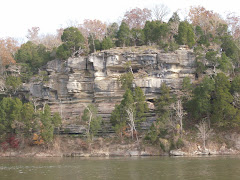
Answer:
[
  {"xmin": 212, "ymin": 73, "xmax": 240, "ymax": 127},
  {"xmin": 116, "ymin": 22, "xmax": 131, "ymax": 47},
  {"xmin": 154, "ymin": 83, "xmax": 173, "ymax": 133}
]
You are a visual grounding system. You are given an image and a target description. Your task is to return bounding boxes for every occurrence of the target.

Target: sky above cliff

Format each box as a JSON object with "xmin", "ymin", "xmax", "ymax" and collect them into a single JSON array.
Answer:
[{"xmin": 1, "ymin": 0, "xmax": 239, "ymax": 42}]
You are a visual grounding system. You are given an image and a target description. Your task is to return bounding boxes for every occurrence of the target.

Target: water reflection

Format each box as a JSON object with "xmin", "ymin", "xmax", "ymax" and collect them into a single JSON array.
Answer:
[{"xmin": 0, "ymin": 156, "xmax": 240, "ymax": 180}]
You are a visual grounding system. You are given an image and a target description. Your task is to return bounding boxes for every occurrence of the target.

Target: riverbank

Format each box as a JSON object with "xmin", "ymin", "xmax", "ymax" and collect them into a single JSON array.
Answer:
[{"xmin": 1, "ymin": 132, "xmax": 240, "ymax": 157}]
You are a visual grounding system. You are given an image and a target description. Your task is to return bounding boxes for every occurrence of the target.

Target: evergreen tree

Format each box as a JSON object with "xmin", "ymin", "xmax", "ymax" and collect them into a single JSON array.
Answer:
[
  {"xmin": 101, "ymin": 37, "xmax": 114, "ymax": 50},
  {"xmin": 82, "ymin": 104, "xmax": 102, "ymax": 139},
  {"xmin": 56, "ymin": 27, "xmax": 85, "ymax": 59},
  {"xmin": 0, "ymin": 98, "xmax": 33, "ymax": 134},
  {"xmin": 5, "ymin": 76, "xmax": 22, "ymax": 94},
  {"xmin": 110, "ymin": 87, "xmax": 148, "ymax": 139},
  {"xmin": 182, "ymin": 77, "xmax": 192, "ymax": 91},
  {"xmin": 143, "ymin": 21, "xmax": 159, "ymax": 45},
  {"xmin": 120, "ymin": 72, "xmax": 134, "ymax": 90},
  {"xmin": 110, "ymin": 104, "xmax": 126, "ymax": 137},
  {"xmin": 231, "ymin": 75, "xmax": 240, "ymax": 94},
  {"xmin": 187, "ymin": 76, "xmax": 214, "ymax": 122},
  {"xmin": 177, "ymin": 21, "xmax": 195, "ymax": 48},
  {"xmin": 134, "ymin": 87, "xmax": 149, "ymax": 123},
  {"xmin": 40, "ymin": 104, "xmax": 61, "ymax": 142},
  {"xmin": 205, "ymin": 50, "xmax": 218, "ymax": 72},
  {"xmin": 212, "ymin": 73, "xmax": 240, "ymax": 127},
  {"xmin": 168, "ymin": 12, "xmax": 180, "ymax": 23},
  {"xmin": 154, "ymin": 83, "xmax": 173, "ymax": 133},
  {"xmin": 177, "ymin": 22, "xmax": 188, "ymax": 45},
  {"xmin": 153, "ymin": 23, "xmax": 169, "ymax": 46},
  {"xmin": 187, "ymin": 24, "xmax": 196, "ymax": 48},
  {"xmin": 116, "ymin": 22, "xmax": 131, "ymax": 47},
  {"xmin": 21, "ymin": 102, "xmax": 35, "ymax": 134},
  {"xmin": 15, "ymin": 41, "xmax": 52, "ymax": 73},
  {"xmin": 130, "ymin": 28, "xmax": 145, "ymax": 46},
  {"xmin": 218, "ymin": 53, "xmax": 232, "ymax": 72},
  {"xmin": 40, "ymin": 105, "xmax": 54, "ymax": 142},
  {"xmin": 143, "ymin": 21, "xmax": 169, "ymax": 45},
  {"xmin": 221, "ymin": 35, "xmax": 240, "ymax": 65}
]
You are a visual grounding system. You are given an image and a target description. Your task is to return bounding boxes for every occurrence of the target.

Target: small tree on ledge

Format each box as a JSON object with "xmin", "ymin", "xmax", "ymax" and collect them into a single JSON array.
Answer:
[{"xmin": 82, "ymin": 104, "xmax": 102, "ymax": 140}]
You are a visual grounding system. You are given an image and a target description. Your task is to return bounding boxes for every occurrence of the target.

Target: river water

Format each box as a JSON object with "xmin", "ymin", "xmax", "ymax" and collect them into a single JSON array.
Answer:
[{"xmin": 0, "ymin": 156, "xmax": 240, "ymax": 180}]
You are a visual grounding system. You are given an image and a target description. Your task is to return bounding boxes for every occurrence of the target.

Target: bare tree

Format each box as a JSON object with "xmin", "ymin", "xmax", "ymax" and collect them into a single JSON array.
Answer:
[
  {"xmin": 152, "ymin": 4, "xmax": 170, "ymax": 22},
  {"xmin": 195, "ymin": 119, "xmax": 213, "ymax": 150},
  {"xmin": 82, "ymin": 104, "xmax": 102, "ymax": 140},
  {"xmin": 26, "ymin": 27, "xmax": 40, "ymax": 43},
  {"xmin": 173, "ymin": 99, "xmax": 184, "ymax": 136},
  {"xmin": 32, "ymin": 97, "xmax": 40, "ymax": 113},
  {"xmin": 188, "ymin": 6, "xmax": 226, "ymax": 36},
  {"xmin": 38, "ymin": 34, "xmax": 62, "ymax": 51},
  {"xmin": 26, "ymin": 27, "xmax": 62, "ymax": 50},
  {"xmin": 126, "ymin": 107, "xmax": 138, "ymax": 142},
  {"xmin": 42, "ymin": 101, "xmax": 47, "ymax": 113},
  {"xmin": 123, "ymin": 7, "xmax": 152, "ymax": 29},
  {"xmin": 226, "ymin": 12, "xmax": 240, "ymax": 40},
  {"xmin": 79, "ymin": 19, "xmax": 107, "ymax": 52},
  {"xmin": 65, "ymin": 19, "xmax": 80, "ymax": 28},
  {"xmin": 85, "ymin": 105, "xmax": 93, "ymax": 136}
]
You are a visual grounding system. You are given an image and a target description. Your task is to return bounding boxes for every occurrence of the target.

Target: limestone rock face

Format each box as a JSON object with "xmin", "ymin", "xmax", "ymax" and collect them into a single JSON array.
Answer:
[{"xmin": 21, "ymin": 47, "xmax": 196, "ymax": 132}]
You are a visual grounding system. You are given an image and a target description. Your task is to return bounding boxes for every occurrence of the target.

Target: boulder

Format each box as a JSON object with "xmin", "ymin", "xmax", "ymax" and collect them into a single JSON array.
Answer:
[{"xmin": 170, "ymin": 150, "xmax": 185, "ymax": 156}]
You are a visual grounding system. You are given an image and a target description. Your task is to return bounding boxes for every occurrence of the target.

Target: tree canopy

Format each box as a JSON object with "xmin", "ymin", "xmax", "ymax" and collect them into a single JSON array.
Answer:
[{"xmin": 56, "ymin": 27, "xmax": 85, "ymax": 59}]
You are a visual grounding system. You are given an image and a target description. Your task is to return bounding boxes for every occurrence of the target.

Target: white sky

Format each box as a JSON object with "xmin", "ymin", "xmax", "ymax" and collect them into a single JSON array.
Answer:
[{"xmin": 1, "ymin": 0, "xmax": 239, "ymax": 42}]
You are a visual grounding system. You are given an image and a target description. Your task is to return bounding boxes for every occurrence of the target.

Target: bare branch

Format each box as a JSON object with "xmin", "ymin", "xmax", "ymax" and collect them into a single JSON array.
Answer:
[
  {"xmin": 195, "ymin": 119, "xmax": 213, "ymax": 150},
  {"xmin": 126, "ymin": 107, "xmax": 138, "ymax": 142},
  {"xmin": 152, "ymin": 4, "xmax": 170, "ymax": 22}
]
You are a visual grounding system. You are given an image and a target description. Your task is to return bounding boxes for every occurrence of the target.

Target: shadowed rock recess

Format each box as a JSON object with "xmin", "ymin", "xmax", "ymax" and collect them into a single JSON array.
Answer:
[{"xmin": 21, "ymin": 47, "xmax": 196, "ymax": 134}]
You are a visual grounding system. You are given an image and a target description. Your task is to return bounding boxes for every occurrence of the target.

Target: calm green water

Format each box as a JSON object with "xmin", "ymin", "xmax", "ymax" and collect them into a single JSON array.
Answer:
[{"xmin": 0, "ymin": 156, "xmax": 240, "ymax": 180}]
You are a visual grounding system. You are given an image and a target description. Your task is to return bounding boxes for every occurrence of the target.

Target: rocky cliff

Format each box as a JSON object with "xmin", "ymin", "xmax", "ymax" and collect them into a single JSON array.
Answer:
[{"xmin": 20, "ymin": 46, "xmax": 196, "ymax": 133}]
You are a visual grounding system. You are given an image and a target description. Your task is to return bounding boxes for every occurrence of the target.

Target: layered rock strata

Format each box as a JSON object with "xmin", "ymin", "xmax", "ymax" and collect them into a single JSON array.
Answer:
[{"xmin": 21, "ymin": 47, "xmax": 196, "ymax": 133}]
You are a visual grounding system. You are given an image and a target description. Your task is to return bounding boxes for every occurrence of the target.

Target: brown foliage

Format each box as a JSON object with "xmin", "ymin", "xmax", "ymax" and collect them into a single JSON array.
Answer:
[
  {"xmin": 39, "ymin": 34, "xmax": 62, "ymax": 50},
  {"xmin": 26, "ymin": 27, "xmax": 40, "ymax": 43},
  {"xmin": 79, "ymin": 19, "xmax": 107, "ymax": 40},
  {"xmin": 123, "ymin": 7, "xmax": 152, "ymax": 29},
  {"xmin": 0, "ymin": 37, "xmax": 19, "ymax": 66},
  {"xmin": 188, "ymin": 6, "xmax": 226, "ymax": 36},
  {"xmin": 227, "ymin": 12, "xmax": 240, "ymax": 40},
  {"xmin": 26, "ymin": 27, "xmax": 62, "ymax": 50}
]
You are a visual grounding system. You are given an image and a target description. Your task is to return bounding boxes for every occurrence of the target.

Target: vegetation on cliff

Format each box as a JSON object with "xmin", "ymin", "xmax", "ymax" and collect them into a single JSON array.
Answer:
[{"xmin": 0, "ymin": 5, "xmax": 240, "ymax": 152}]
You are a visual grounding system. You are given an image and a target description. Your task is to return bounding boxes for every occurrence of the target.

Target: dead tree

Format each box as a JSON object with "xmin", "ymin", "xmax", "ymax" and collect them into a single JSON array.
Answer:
[
  {"xmin": 172, "ymin": 97, "xmax": 185, "ymax": 137},
  {"xmin": 195, "ymin": 119, "xmax": 213, "ymax": 150},
  {"xmin": 126, "ymin": 107, "xmax": 139, "ymax": 143},
  {"xmin": 32, "ymin": 97, "xmax": 40, "ymax": 113},
  {"xmin": 85, "ymin": 105, "xmax": 93, "ymax": 137},
  {"xmin": 152, "ymin": 4, "xmax": 170, "ymax": 22},
  {"xmin": 42, "ymin": 101, "xmax": 47, "ymax": 113},
  {"xmin": 175, "ymin": 99, "xmax": 184, "ymax": 136}
]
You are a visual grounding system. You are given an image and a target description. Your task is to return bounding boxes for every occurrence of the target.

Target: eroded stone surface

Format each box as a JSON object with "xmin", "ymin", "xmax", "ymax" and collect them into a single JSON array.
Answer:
[{"xmin": 20, "ymin": 47, "xmax": 196, "ymax": 132}]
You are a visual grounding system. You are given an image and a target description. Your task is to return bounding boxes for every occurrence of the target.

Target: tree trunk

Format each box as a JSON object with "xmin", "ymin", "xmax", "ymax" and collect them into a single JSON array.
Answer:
[
  {"xmin": 91, "ymin": 34, "xmax": 96, "ymax": 53},
  {"xmin": 85, "ymin": 106, "xmax": 93, "ymax": 138},
  {"xmin": 126, "ymin": 108, "xmax": 138, "ymax": 143},
  {"xmin": 42, "ymin": 101, "xmax": 46, "ymax": 113}
]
